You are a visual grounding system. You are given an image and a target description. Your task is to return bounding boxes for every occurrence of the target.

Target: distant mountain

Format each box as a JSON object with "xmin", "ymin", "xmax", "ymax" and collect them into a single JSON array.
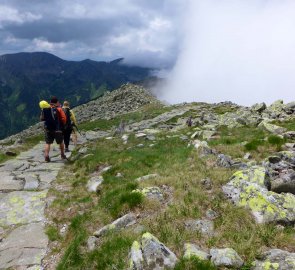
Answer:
[{"xmin": 0, "ymin": 52, "xmax": 153, "ymax": 139}]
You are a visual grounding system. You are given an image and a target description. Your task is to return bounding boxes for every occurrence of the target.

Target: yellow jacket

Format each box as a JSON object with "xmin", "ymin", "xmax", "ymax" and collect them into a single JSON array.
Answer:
[{"xmin": 62, "ymin": 106, "xmax": 77, "ymax": 126}]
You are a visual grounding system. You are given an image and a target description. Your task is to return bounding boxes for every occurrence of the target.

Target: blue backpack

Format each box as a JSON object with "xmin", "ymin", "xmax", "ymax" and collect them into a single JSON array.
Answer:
[{"xmin": 42, "ymin": 107, "xmax": 61, "ymax": 131}]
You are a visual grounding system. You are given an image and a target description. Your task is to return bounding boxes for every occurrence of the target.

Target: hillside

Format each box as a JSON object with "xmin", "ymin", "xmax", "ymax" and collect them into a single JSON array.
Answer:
[
  {"xmin": 0, "ymin": 85, "xmax": 295, "ymax": 269},
  {"xmin": 0, "ymin": 52, "xmax": 152, "ymax": 139}
]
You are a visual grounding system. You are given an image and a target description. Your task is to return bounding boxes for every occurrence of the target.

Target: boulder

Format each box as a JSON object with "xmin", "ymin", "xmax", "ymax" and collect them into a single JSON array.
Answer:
[
  {"xmin": 223, "ymin": 166, "xmax": 295, "ymax": 224},
  {"xmin": 258, "ymin": 121, "xmax": 287, "ymax": 135},
  {"xmin": 184, "ymin": 219, "xmax": 214, "ymax": 237},
  {"xmin": 210, "ymin": 248, "xmax": 244, "ymax": 268},
  {"xmin": 86, "ymin": 176, "xmax": 103, "ymax": 193},
  {"xmin": 129, "ymin": 232, "xmax": 178, "ymax": 270},
  {"xmin": 251, "ymin": 249, "xmax": 295, "ymax": 270},
  {"xmin": 94, "ymin": 213, "xmax": 136, "ymax": 237},
  {"xmin": 271, "ymin": 170, "xmax": 295, "ymax": 194},
  {"xmin": 251, "ymin": 103, "xmax": 266, "ymax": 113},
  {"xmin": 183, "ymin": 243, "xmax": 210, "ymax": 261},
  {"xmin": 129, "ymin": 233, "xmax": 178, "ymax": 269},
  {"xmin": 133, "ymin": 187, "xmax": 164, "ymax": 201}
]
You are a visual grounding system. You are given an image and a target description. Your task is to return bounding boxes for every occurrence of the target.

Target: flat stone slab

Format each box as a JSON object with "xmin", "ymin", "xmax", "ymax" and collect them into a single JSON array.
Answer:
[
  {"xmin": 0, "ymin": 190, "xmax": 47, "ymax": 226},
  {"xmin": 0, "ymin": 223, "xmax": 48, "ymax": 269},
  {"xmin": 0, "ymin": 171, "xmax": 24, "ymax": 191}
]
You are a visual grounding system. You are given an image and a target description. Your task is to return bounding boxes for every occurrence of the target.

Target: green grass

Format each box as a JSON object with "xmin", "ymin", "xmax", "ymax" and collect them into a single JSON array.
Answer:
[
  {"xmin": 213, "ymin": 105, "xmax": 238, "ymax": 115},
  {"xmin": 272, "ymin": 118, "xmax": 295, "ymax": 131},
  {"xmin": 46, "ymin": 225, "xmax": 61, "ymax": 242},
  {"xmin": 46, "ymin": 115, "xmax": 295, "ymax": 269},
  {"xmin": 175, "ymin": 257, "xmax": 216, "ymax": 270}
]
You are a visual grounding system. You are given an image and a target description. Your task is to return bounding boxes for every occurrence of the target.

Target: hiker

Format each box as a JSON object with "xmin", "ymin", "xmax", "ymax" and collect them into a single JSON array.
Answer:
[
  {"xmin": 186, "ymin": 116, "xmax": 193, "ymax": 127},
  {"xmin": 39, "ymin": 97, "xmax": 67, "ymax": 162},
  {"xmin": 62, "ymin": 101, "xmax": 78, "ymax": 152}
]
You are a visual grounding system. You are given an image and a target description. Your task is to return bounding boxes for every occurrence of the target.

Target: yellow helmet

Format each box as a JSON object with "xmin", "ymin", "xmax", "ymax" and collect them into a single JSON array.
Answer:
[{"xmin": 39, "ymin": 100, "xmax": 50, "ymax": 109}]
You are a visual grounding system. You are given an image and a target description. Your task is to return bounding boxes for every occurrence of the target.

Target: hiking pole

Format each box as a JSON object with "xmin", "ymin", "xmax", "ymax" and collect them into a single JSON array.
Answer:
[{"xmin": 73, "ymin": 124, "xmax": 82, "ymax": 135}]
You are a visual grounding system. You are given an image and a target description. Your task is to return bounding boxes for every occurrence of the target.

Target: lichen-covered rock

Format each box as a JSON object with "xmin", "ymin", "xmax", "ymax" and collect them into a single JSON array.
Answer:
[
  {"xmin": 251, "ymin": 249, "xmax": 295, "ymax": 270},
  {"xmin": 258, "ymin": 121, "xmax": 287, "ymax": 135},
  {"xmin": 129, "ymin": 241, "xmax": 144, "ymax": 270},
  {"xmin": 251, "ymin": 103, "xmax": 267, "ymax": 113},
  {"xmin": 183, "ymin": 243, "xmax": 210, "ymax": 261},
  {"xmin": 94, "ymin": 213, "xmax": 136, "ymax": 237},
  {"xmin": 185, "ymin": 219, "xmax": 215, "ymax": 237},
  {"xmin": 133, "ymin": 186, "xmax": 164, "ymax": 201},
  {"xmin": 223, "ymin": 166, "xmax": 295, "ymax": 224},
  {"xmin": 217, "ymin": 154, "xmax": 233, "ymax": 168},
  {"xmin": 141, "ymin": 232, "xmax": 177, "ymax": 269},
  {"xmin": 210, "ymin": 248, "xmax": 244, "ymax": 268}
]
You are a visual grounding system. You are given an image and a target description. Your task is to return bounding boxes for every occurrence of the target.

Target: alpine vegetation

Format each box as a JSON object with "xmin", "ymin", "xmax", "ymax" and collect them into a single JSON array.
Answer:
[{"xmin": 0, "ymin": 84, "xmax": 294, "ymax": 269}]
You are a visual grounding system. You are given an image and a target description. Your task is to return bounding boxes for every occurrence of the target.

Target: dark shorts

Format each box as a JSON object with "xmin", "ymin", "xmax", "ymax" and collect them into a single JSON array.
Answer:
[{"xmin": 45, "ymin": 130, "xmax": 64, "ymax": 144}]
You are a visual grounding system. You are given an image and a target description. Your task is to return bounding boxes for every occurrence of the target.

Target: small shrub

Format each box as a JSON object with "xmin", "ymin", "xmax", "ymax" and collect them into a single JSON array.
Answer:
[
  {"xmin": 244, "ymin": 139, "xmax": 264, "ymax": 151},
  {"xmin": 267, "ymin": 135, "xmax": 285, "ymax": 146},
  {"xmin": 120, "ymin": 192, "xmax": 144, "ymax": 208},
  {"xmin": 46, "ymin": 225, "xmax": 61, "ymax": 241}
]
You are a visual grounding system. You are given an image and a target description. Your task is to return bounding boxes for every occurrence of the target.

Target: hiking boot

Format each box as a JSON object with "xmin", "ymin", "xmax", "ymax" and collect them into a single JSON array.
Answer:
[
  {"xmin": 65, "ymin": 148, "xmax": 70, "ymax": 153},
  {"xmin": 45, "ymin": 156, "xmax": 50, "ymax": 162},
  {"xmin": 61, "ymin": 154, "xmax": 67, "ymax": 160}
]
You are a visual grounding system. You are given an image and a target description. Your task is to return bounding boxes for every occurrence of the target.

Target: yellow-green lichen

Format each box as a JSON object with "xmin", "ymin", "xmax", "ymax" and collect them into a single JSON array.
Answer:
[
  {"xmin": 132, "ymin": 240, "xmax": 141, "ymax": 250},
  {"xmin": 262, "ymin": 261, "xmax": 279, "ymax": 270}
]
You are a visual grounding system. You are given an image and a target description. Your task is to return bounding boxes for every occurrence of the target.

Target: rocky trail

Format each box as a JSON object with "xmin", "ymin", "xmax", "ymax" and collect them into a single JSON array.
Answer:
[
  {"xmin": 0, "ymin": 85, "xmax": 295, "ymax": 269},
  {"xmin": 0, "ymin": 143, "xmax": 70, "ymax": 269}
]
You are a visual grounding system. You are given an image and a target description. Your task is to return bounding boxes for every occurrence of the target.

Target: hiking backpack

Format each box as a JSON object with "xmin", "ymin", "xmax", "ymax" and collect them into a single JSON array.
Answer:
[
  {"xmin": 42, "ymin": 107, "xmax": 61, "ymax": 131},
  {"xmin": 63, "ymin": 107, "xmax": 72, "ymax": 130}
]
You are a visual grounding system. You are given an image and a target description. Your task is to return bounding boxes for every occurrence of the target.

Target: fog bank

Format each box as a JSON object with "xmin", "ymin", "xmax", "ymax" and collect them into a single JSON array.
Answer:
[{"xmin": 159, "ymin": 0, "xmax": 295, "ymax": 106}]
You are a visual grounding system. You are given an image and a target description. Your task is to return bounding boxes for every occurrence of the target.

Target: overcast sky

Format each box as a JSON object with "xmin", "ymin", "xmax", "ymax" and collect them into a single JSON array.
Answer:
[
  {"xmin": 1, "ymin": 0, "xmax": 295, "ymax": 105},
  {"xmin": 0, "ymin": 0, "xmax": 187, "ymax": 68}
]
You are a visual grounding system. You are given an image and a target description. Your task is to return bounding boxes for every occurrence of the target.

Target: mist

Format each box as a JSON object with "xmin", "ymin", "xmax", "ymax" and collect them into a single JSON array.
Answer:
[{"xmin": 159, "ymin": 0, "xmax": 295, "ymax": 106}]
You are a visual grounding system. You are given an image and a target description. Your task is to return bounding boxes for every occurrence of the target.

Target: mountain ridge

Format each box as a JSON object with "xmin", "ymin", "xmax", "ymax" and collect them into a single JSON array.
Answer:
[{"xmin": 0, "ymin": 51, "xmax": 154, "ymax": 139}]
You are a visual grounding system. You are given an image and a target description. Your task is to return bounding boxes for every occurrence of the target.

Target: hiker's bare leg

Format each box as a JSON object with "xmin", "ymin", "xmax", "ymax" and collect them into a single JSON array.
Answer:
[
  {"xmin": 45, "ymin": 144, "xmax": 50, "ymax": 157},
  {"xmin": 73, "ymin": 133, "xmax": 77, "ymax": 146},
  {"xmin": 60, "ymin": 143, "xmax": 65, "ymax": 155}
]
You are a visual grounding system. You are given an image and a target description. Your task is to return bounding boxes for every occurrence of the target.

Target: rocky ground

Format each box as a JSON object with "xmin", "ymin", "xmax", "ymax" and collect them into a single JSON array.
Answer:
[{"xmin": 0, "ymin": 84, "xmax": 295, "ymax": 269}]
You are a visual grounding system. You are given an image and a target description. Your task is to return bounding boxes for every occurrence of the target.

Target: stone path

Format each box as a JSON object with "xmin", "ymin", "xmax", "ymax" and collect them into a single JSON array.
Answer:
[{"xmin": 0, "ymin": 143, "xmax": 69, "ymax": 269}]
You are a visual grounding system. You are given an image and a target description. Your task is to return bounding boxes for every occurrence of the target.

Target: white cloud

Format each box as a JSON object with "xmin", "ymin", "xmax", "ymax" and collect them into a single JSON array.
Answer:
[
  {"xmin": 0, "ymin": 5, "xmax": 41, "ymax": 27},
  {"xmin": 29, "ymin": 38, "xmax": 66, "ymax": 52},
  {"xmin": 159, "ymin": 0, "xmax": 295, "ymax": 105}
]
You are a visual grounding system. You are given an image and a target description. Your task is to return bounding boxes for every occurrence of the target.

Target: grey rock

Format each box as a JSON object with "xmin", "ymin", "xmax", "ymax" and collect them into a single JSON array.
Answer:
[
  {"xmin": 252, "ymin": 249, "xmax": 295, "ymax": 270},
  {"xmin": 244, "ymin": 152, "xmax": 252, "ymax": 160},
  {"xmin": 141, "ymin": 232, "xmax": 177, "ymax": 269},
  {"xmin": 223, "ymin": 166, "xmax": 295, "ymax": 224},
  {"xmin": 0, "ymin": 223, "xmax": 48, "ymax": 269},
  {"xmin": 201, "ymin": 178, "xmax": 212, "ymax": 190},
  {"xmin": 87, "ymin": 176, "xmax": 103, "ymax": 193},
  {"xmin": 271, "ymin": 171, "xmax": 295, "ymax": 194},
  {"xmin": 135, "ymin": 174, "xmax": 159, "ymax": 182},
  {"xmin": 283, "ymin": 131, "xmax": 295, "ymax": 139},
  {"xmin": 183, "ymin": 243, "xmax": 210, "ymax": 260},
  {"xmin": 87, "ymin": 236, "xmax": 98, "ymax": 251},
  {"xmin": 94, "ymin": 213, "xmax": 137, "ymax": 237},
  {"xmin": 210, "ymin": 248, "xmax": 244, "ymax": 268},
  {"xmin": 251, "ymin": 102, "xmax": 267, "ymax": 113},
  {"xmin": 129, "ymin": 240, "xmax": 144, "ymax": 270},
  {"xmin": 133, "ymin": 186, "xmax": 164, "ymax": 201},
  {"xmin": 0, "ymin": 171, "xmax": 24, "ymax": 191},
  {"xmin": 0, "ymin": 190, "xmax": 47, "ymax": 226},
  {"xmin": 205, "ymin": 209, "xmax": 219, "ymax": 220},
  {"xmin": 185, "ymin": 219, "xmax": 214, "ymax": 236},
  {"xmin": 217, "ymin": 154, "xmax": 233, "ymax": 168}
]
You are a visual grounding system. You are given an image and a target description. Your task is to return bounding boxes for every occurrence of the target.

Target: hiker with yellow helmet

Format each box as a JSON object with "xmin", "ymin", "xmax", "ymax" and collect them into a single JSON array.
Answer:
[{"xmin": 39, "ymin": 97, "xmax": 67, "ymax": 162}]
